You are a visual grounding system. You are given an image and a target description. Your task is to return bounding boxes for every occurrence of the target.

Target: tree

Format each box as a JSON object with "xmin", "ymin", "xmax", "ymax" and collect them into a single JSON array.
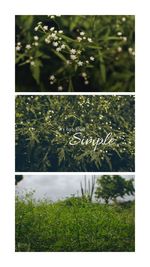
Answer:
[
  {"xmin": 95, "ymin": 175, "xmax": 134, "ymax": 204},
  {"xmin": 15, "ymin": 175, "xmax": 23, "ymax": 185},
  {"xmin": 80, "ymin": 175, "xmax": 96, "ymax": 202}
]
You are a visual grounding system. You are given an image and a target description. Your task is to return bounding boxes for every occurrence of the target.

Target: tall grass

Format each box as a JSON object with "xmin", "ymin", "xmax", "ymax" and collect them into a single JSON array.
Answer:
[{"xmin": 15, "ymin": 195, "xmax": 135, "ymax": 252}]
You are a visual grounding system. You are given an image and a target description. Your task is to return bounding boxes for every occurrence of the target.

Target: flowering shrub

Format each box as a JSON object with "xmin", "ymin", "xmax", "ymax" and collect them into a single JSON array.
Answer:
[
  {"xmin": 15, "ymin": 15, "xmax": 135, "ymax": 92},
  {"xmin": 15, "ymin": 95, "xmax": 135, "ymax": 171}
]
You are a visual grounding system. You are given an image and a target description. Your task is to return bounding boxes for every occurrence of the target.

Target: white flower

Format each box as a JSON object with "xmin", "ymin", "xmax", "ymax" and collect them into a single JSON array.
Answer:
[
  {"xmin": 86, "ymin": 60, "xmax": 89, "ymax": 64},
  {"xmin": 56, "ymin": 47, "xmax": 62, "ymax": 52},
  {"xmin": 26, "ymin": 44, "xmax": 31, "ymax": 49},
  {"xmin": 128, "ymin": 47, "xmax": 133, "ymax": 53},
  {"xmin": 122, "ymin": 36, "xmax": 127, "ymax": 42},
  {"xmin": 58, "ymin": 86, "xmax": 63, "ymax": 91},
  {"xmin": 88, "ymin": 38, "xmax": 92, "ymax": 42},
  {"xmin": 34, "ymin": 36, "xmax": 39, "ymax": 41},
  {"xmin": 17, "ymin": 42, "xmax": 21, "ymax": 46},
  {"xmin": 90, "ymin": 56, "xmax": 94, "ymax": 61},
  {"xmin": 70, "ymin": 49, "xmax": 76, "ymax": 54},
  {"xmin": 16, "ymin": 46, "xmax": 21, "ymax": 51},
  {"xmin": 77, "ymin": 37, "xmax": 82, "ymax": 42},
  {"xmin": 34, "ymin": 42, "xmax": 39, "ymax": 46},
  {"xmin": 38, "ymin": 22, "xmax": 42, "ymax": 25},
  {"xmin": 50, "ymin": 81, "xmax": 54, "ymax": 85},
  {"xmin": 82, "ymin": 72, "xmax": 87, "ymax": 77},
  {"xmin": 66, "ymin": 60, "xmax": 71, "ymax": 65},
  {"xmin": 50, "ymin": 16, "xmax": 55, "ymax": 19},
  {"xmin": 53, "ymin": 36, "xmax": 58, "ymax": 40},
  {"xmin": 61, "ymin": 44, "xmax": 65, "ymax": 49},
  {"xmin": 34, "ymin": 26, "xmax": 38, "ymax": 31},
  {"xmin": 43, "ymin": 25, "xmax": 48, "ymax": 31},
  {"xmin": 77, "ymin": 61, "xmax": 83, "ymax": 66},
  {"xmin": 70, "ymin": 54, "xmax": 77, "ymax": 60},
  {"xmin": 80, "ymin": 31, "xmax": 85, "ymax": 36},
  {"xmin": 85, "ymin": 80, "xmax": 89, "ymax": 85},
  {"xmin": 49, "ymin": 75, "xmax": 55, "ymax": 80},
  {"xmin": 50, "ymin": 27, "xmax": 55, "ymax": 31},
  {"xmin": 51, "ymin": 33, "xmax": 56, "ymax": 38},
  {"xmin": 59, "ymin": 30, "xmax": 63, "ymax": 34},
  {"xmin": 83, "ymin": 37, "xmax": 86, "ymax": 40},
  {"xmin": 117, "ymin": 32, "xmax": 122, "ymax": 36},
  {"xmin": 53, "ymin": 42, "xmax": 58, "ymax": 47},
  {"xmin": 30, "ymin": 61, "xmax": 35, "ymax": 66},
  {"xmin": 117, "ymin": 47, "xmax": 122, "ymax": 52},
  {"xmin": 45, "ymin": 38, "xmax": 50, "ymax": 44},
  {"xmin": 122, "ymin": 17, "xmax": 126, "ymax": 22}
]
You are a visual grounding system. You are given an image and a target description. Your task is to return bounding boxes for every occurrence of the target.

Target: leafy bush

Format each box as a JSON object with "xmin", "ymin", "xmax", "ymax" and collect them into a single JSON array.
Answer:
[
  {"xmin": 15, "ymin": 194, "xmax": 135, "ymax": 252},
  {"xmin": 15, "ymin": 15, "xmax": 135, "ymax": 92},
  {"xmin": 15, "ymin": 95, "xmax": 135, "ymax": 172}
]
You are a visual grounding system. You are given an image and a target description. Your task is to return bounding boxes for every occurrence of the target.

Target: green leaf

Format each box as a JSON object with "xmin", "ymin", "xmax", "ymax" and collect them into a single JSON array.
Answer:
[{"xmin": 30, "ymin": 59, "xmax": 42, "ymax": 85}]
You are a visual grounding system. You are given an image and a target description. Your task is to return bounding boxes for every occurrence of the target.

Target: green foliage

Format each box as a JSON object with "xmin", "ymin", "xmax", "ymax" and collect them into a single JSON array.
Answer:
[
  {"xmin": 95, "ymin": 175, "xmax": 135, "ymax": 203},
  {"xmin": 15, "ymin": 175, "xmax": 23, "ymax": 185},
  {"xmin": 15, "ymin": 15, "xmax": 135, "ymax": 92},
  {"xmin": 15, "ymin": 195, "xmax": 135, "ymax": 252},
  {"xmin": 15, "ymin": 95, "xmax": 135, "ymax": 171}
]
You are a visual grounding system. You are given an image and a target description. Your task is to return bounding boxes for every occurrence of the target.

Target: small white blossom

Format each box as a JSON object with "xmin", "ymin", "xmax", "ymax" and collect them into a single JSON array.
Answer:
[
  {"xmin": 86, "ymin": 60, "xmax": 89, "ymax": 64},
  {"xmin": 50, "ymin": 81, "xmax": 54, "ymax": 85},
  {"xmin": 117, "ymin": 47, "xmax": 122, "ymax": 52},
  {"xmin": 117, "ymin": 32, "xmax": 122, "ymax": 36},
  {"xmin": 88, "ymin": 38, "xmax": 92, "ymax": 42},
  {"xmin": 59, "ymin": 30, "xmax": 63, "ymax": 34},
  {"xmin": 70, "ymin": 49, "xmax": 76, "ymax": 54},
  {"xmin": 50, "ymin": 16, "xmax": 55, "ymax": 19},
  {"xmin": 58, "ymin": 86, "xmax": 63, "ymax": 91},
  {"xmin": 56, "ymin": 47, "xmax": 62, "ymax": 52},
  {"xmin": 50, "ymin": 27, "xmax": 55, "ymax": 31},
  {"xmin": 77, "ymin": 37, "xmax": 82, "ymax": 42},
  {"xmin": 128, "ymin": 47, "xmax": 133, "ymax": 53},
  {"xmin": 43, "ymin": 26, "xmax": 48, "ymax": 31},
  {"xmin": 83, "ymin": 37, "xmax": 86, "ymax": 40},
  {"xmin": 45, "ymin": 38, "xmax": 50, "ymax": 44},
  {"xmin": 85, "ymin": 80, "xmax": 89, "ymax": 85},
  {"xmin": 77, "ymin": 61, "xmax": 83, "ymax": 66},
  {"xmin": 34, "ymin": 26, "xmax": 38, "ymax": 31},
  {"xmin": 90, "ymin": 56, "xmax": 94, "ymax": 61},
  {"xmin": 26, "ymin": 44, "xmax": 31, "ymax": 49},
  {"xmin": 80, "ymin": 31, "xmax": 85, "ymax": 36},
  {"xmin": 51, "ymin": 33, "xmax": 56, "ymax": 38},
  {"xmin": 49, "ymin": 75, "xmax": 55, "ymax": 80},
  {"xmin": 61, "ymin": 44, "xmax": 65, "ymax": 49},
  {"xmin": 34, "ymin": 42, "xmax": 39, "ymax": 46},
  {"xmin": 16, "ymin": 46, "xmax": 21, "ymax": 51},
  {"xmin": 70, "ymin": 54, "xmax": 77, "ymax": 60},
  {"xmin": 53, "ymin": 36, "xmax": 58, "ymax": 40},
  {"xmin": 30, "ymin": 61, "xmax": 35, "ymax": 66},
  {"xmin": 38, "ymin": 22, "xmax": 42, "ymax": 25},
  {"xmin": 82, "ymin": 72, "xmax": 87, "ymax": 77},
  {"xmin": 122, "ymin": 36, "xmax": 127, "ymax": 42},
  {"xmin": 34, "ymin": 36, "xmax": 39, "ymax": 41},
  {"xmin": 122, "ymin": 17, "xmax": 126, "ymax": 22},
  {"xmin": 53, "ymin": 42, "xmax": 58, "ymax": 47}
]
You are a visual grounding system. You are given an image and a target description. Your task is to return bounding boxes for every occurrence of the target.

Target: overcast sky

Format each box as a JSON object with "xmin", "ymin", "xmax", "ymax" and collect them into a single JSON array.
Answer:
[{"xmin": 16, "ymin": 175, "xmax": 134, "ymax": 202}]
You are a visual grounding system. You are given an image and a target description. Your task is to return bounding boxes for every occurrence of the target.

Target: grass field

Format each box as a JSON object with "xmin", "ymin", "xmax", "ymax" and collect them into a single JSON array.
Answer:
[{"xmin": 15, "ymin": 195, "xmax": 135, "ymax": 252}]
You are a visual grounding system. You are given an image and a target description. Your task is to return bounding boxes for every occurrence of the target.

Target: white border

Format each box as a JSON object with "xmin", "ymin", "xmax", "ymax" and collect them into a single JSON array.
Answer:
[{"xmin": 1, "ymin": 0, "xmax": 150, "ymax": 266}]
